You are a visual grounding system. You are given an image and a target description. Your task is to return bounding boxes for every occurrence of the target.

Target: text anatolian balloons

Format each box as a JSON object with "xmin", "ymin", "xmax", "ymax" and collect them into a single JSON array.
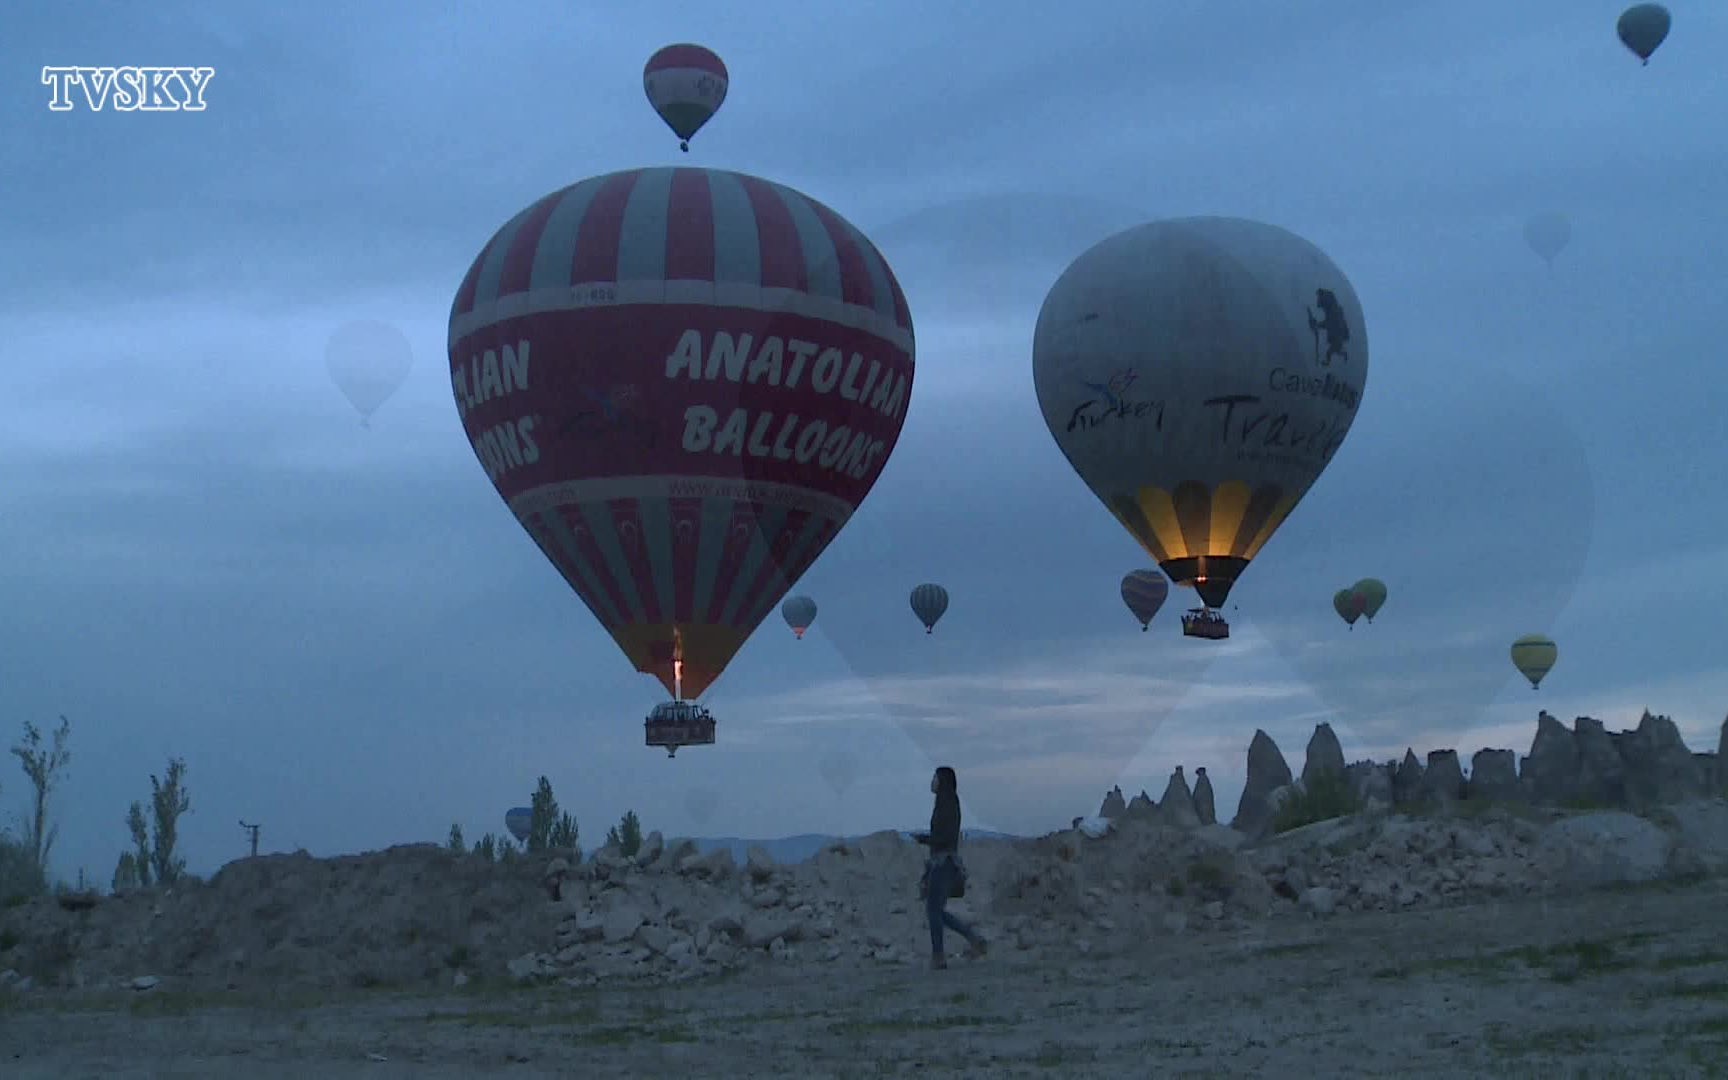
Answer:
[
  {"xmin": 1032, "ymin": 217, "xmax": 1370, "ymax": 616},
  {"xmin": 1523, "ymin": 212, "xmax": 1571, "ymax": 269},
  {"xmin": 643, "ymin": 44, "xmax": 728, "ymax": 152},
  {"xmin": 448, "ymin": 167, "xmax": 914, "ymax": 708},
  {"xmin": 325, "ymin": 320, "xmax": 414, "ymax": 427}
]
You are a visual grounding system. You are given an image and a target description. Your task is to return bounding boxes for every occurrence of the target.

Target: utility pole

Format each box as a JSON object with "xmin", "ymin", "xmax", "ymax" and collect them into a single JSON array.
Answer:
[{"xmin": 239, "ymin": 820, "xmax": 261, "ymax": 858}]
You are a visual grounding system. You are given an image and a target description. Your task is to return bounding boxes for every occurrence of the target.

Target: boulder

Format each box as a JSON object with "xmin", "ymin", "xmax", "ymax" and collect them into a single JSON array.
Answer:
[
  {"xmin": 1467, "ymin": 750, "xmax": 1519, "ymax": 802},
  {"xmin": 1192, "ymin": 768, "xmax": 1217, "ymax": 825},
  {"xmin": 1159, "ymin": 768, "xmax": 1199, "ymax": 826},
  {"xmin": 1535, "ymin": 811, "xmax": 1671, "ymax": 888},
  {"xmin": 1232, "ymin": 729, "xmax": 1293, "ymax": 834},
  {"xmin": 1302, "ymin": 723, "xmax": 1346, "ymax": 786}
]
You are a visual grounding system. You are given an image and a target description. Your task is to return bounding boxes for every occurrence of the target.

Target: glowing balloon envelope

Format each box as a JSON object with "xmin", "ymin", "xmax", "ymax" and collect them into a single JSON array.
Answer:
[
  {"xmin": 1350, "ymin": 578, "xmax": 1387, "ymax": 622},
  {"xmin": 1120, "ymin": 569, "xmax": 1170, "ymax": 631},
  {"xmin": 1617, "ymin": 5, "xmax": 1671, "ymax": 65},
  {"xmin": 910, "ymin": 583, "xmax": 948, "ymax": 633},
  {"xmin": 325, "ymin": 320, "xmax": 413, "ymax": 427},
  {"xmin": 447, "ymin": 167, "xmax": 914, "ymax": 707},
  {"xmin": 1523, "ymin": 213, "xmax": 1571, "ymax": 269},
  {"xmin": 1032, "ymin": 217, "xmax": 1370, "ymax": 614},
  {"xmin": 781, "ymin": 595, "xmax": 817, "ymax": 639},
  {"xmin": 1511, "ymin": 634, "xmax": 1558, "ymax": 689},
  {"xmin": 643, "ymin": 44, "xmax": 728, "ymax": 151},
  {"xmin": 504, "ymin": 807, "xmax": 532, "ymax": 844}
]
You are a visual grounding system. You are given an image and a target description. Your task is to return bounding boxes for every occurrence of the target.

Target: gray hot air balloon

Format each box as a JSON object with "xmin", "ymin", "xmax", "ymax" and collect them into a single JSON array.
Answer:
[
  {"xmin": 1032, "ymin": 217, "xmax": 1369, "ymax": 637},
  {"xmin": 1120, "ymin": 569, "xmax": 1170, "ymax": 631},
  {"xmin": 504, "ymin": 807, "xmax": 532, "ymax": 844},
  {"xmin": 819, "ymin": 749, "xmax": 858, "ymax": 798},
  {"xmin": 325, "ymin": 319, "xmax": 413, "ymax": 427},
  {"xmin": 1617, "ymin": 4, "xmax": 1671, "ymax": 65},
  {"xmin": 1523, "ymin": 212, "xmax": 1571, "ymax": 270},
  {"xmin": 781, "ymin": 595, "xmax": 817, "ymax": 639},
  {"xmin": 910, "ymin": 583, "xmax": 949, "ymax": 634}
]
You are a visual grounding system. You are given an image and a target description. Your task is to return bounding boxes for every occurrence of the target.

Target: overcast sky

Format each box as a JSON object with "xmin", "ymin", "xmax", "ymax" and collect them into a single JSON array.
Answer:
[{"xmin": 5, "ymin": 2, "xmax": 1726, "ymax": 884}]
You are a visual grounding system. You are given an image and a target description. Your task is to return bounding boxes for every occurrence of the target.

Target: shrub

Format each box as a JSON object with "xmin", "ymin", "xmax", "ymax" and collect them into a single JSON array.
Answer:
[{"xmin": 1271, "ymin": 770, "xmax": 1363, "ymax": 834}]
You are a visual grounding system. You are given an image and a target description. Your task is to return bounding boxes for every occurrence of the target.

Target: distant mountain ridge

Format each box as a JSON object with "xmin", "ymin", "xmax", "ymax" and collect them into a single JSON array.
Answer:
[{"xmin": 682, "ymin": 829, "xmax": 1019, "ymax": 865}]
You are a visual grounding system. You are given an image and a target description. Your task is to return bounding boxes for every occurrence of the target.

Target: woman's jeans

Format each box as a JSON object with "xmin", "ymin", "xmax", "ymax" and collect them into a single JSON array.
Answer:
[{"xmin": 925, "ymin": 855, "xmax": 976, "ymax": 955}]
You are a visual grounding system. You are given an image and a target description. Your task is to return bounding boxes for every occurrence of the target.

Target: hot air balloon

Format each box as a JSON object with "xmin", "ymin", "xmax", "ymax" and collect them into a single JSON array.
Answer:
[
  {"xmin": 325, "ymin": 320, "xmax": 413, "ymax": 427},
  {"xmin": 643, "ymin": 44, "xmax": 728, "ymax": 152},
  {"xmin": 1351, "ymin": 578, "xmax": 1387, "ymax": 622},
  {"xmin": 1120, "ymin": 569, "xmax": 1170, "ymax": 631},
  {"xmin": 910, "ymin": 583, "xmax": 948, "ymax": 634},
  {"xmin": 819, "ymin": 749, "xmax": 858, "ymax": 798},
  {"xmin": 1523, "ymin": 212, "xmax": 1571, "ymax": 270},
  {"xmin": 781, "ymin": 595, "xmax": 817, "ymax": 639},
  {"xmin": 1617, "ymin": 4, "xmax": 1671, "ymax": 65},
  {"xmin": 1032, "ymin": 217, "xmax": 1369, "ymax": 642},
  {"xmin": 448, "ymin": 167, "xmax": 915, "ymax": 756},
  {"xmin": 1333, "ymin": 588, "xmax": 1365, "ymax": 629},
  {"xmin": 1511, "ymin": 634, "xmax": 1558, "ymax": 689},
  {"xmin": 504, "ymin": 807, "xmax": 532, "ymax": 844}
]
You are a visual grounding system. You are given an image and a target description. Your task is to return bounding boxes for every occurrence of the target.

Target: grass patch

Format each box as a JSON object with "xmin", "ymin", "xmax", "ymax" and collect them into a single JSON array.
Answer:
[
  {"xmin": 829, "ymin": 1012, "xmax": 1011, "ymax": 1036},
  {"xmin": 1485, "ymin": 1022, "xmax": 1605, "ymax": 1056},
  {"xmin": 1256, "ymin": 941, "xmax": 1325, "ymax": 958},
  {"xmin": 1270, "ymin": 770, "xmax": 1362, "ymax": 835},
  {"xmin": 576, "ymin": 1023, "xmax": 698, "ymax": 1045},
  {"xmin": 1656, "ymin": 949, "xmax": 1728, "ymax": 971},
  {"xmin": 1658, "ymin": 981, "xmax": 1728, "ymax": 1002},
  {"xmin": 0, "ymin": 929, "xmax": 18, "ymax": 952},
  {"xmin": 1373, "ymin": 932, "xmax": 1659, "ymax": 982}
]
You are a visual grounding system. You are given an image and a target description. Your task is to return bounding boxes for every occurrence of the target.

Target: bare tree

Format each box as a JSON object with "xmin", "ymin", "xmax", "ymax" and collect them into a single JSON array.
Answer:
[
  {"xmin": 148, "ymin": 757, "xmax": 192, "ymax": 885},
  {"xmin": 9, "ymin": 716, "xmax": 72, "ymax": 879}
]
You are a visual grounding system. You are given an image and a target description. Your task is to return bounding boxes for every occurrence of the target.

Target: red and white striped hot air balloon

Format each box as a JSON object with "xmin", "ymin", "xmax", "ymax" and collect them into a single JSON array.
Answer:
[
  {"xmin": 643, "ymin": 44, "xmax": 728, "ymax": 152},
  {"xmin": 448, "ymin": 167, "xmax": 915, "ymax": 752}
]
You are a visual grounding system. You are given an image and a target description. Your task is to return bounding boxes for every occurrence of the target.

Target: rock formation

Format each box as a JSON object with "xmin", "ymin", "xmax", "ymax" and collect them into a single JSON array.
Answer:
[{"xmin": 1233, "ymin": 729, "xmax": 1294, "ymax": 834}]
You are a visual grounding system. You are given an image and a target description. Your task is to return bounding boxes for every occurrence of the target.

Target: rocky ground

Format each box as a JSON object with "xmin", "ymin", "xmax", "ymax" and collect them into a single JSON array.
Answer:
[
  {"xmin": 5, "ymin": 788, "xmax": 1728, "ymax": 1077},
  {"xmin": 2, "ymin": 867, "xmax": 1725, "ymax": 1078}
]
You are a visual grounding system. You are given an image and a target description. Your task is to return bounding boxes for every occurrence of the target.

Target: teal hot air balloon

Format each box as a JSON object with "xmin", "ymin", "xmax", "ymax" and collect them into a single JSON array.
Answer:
[
  {"xmin": 1350, "ymin": 578, "xmax": 1388, "ymax": 622},
  {"xmin": 1523, "ymin": 212, "xmax": 1571, "ymax": 270},
  {"xmin": 504, "ymin": 807, "xmax": 532, "ymax": 844},
  {"xmin": 1121, "ymin": 569, "xmax": 1170, "ymax": 631},
  {"xmin": 1333, "ymin": 588, "xmax": 1365, "ymax": 629},
  {"xmin": 1617, "ymin": 5, "xmax": 1671, "ymax": 66},
  {"xmin": 781, "ymin": 595, "xmax": 817, "ymax": 639},
  {"xmin": 910, "ymin": 583, "xmax": 949, "ymax": 634}
]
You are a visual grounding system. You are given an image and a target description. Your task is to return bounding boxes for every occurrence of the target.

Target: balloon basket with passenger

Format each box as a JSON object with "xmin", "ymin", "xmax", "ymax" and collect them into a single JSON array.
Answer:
[
  {"xmin": 644, "ymin": 657, "xmax": 716, "ymax": 757},
  {"xmin": 1180, "ymin": 608, "xmax": 1231, "ymax": 640}
]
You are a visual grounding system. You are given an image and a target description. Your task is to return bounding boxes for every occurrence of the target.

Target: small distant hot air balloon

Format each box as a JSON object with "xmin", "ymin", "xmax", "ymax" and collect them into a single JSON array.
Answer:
[
  {"xmin": 910, "ymin": 583, "xmax": 948, "ymax": 634},
  {"xmin": 1617, "ymin": 4, "xmax": 1671, "ymax": 65},
  {"xmin": 1510, "ymin": 634, "xmax": 1558, "ymax": 689},
  {"xmin": 781, "ymin": 595, "xmax": 817, "ymax": 639},
  {"xmin": 819, "ymin": 749, "xmax": 858, "ymax": 798},
  {"xmin": 643, "ymin": 44, "xmax": 728, "ymax": 152},
  {"xmin": 1523, "ymin": 212, "xmax": 1571, "ymax": 270},
  {"xmin": 1333, "ymin": 588, "xmax": 1365, "ymax": 629},
  {"xmin": 1033, "ymin": 218, "xmax": 1369, "ymax": 642},
  {"xmin": 1121, "ymin": 569, "xmax": 1170, "ymax": 632},
  {"xmin": 504, "ymin": 807, "xmax": 532, "ymax": 844},
  {"xmin": 325, "ymin": 320, "xmax": 413, "ymax": 427},
  {"xmin": 1351, "ymin": 578, "xmax": 1387, "ymax": 623}
]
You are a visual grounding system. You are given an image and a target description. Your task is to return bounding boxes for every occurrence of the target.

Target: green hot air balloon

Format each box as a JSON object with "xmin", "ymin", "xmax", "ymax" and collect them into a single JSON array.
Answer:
[
  {"xmin": 1617, "ymin": 5, "xmax": 1671, "ymax": 66},
  {"xmin": 1510, "ymin": 634, "xmax": 1558, "ymax": 689},
  {"xmin": 1333, "ymin": 588, "xmax": 1365, "ymax": 629},
  {"xmin": 1033, "ymin": 217, "xmax": 1370, "ymax": 641},
  {"xmin": 1351, "ymin": 578, "xmax": 1387, "ymax": 622}
]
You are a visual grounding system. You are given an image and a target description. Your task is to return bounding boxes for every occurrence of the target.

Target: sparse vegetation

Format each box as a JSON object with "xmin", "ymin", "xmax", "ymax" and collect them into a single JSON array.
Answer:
[
  {"xmin": 117, "ymin": 756, "xmax": 191, "ymax": 891},
  {"xmin": 528, "ymin": 776, "xmax": 579, "ymax": 855},
  {"xmin": 446, "ymin": 823, "xmax": 465, "ymax": 853},
  {"xmin": 605, "ymin": 810, "xmax": 643, "ymax": 857},
  {"xmin": 10, "ymin": 716, "xmax": 72, "ymax": 886},
  {"xmin": 1270, "ymin": 769, "xmax": 1363, "ymax": 834}
]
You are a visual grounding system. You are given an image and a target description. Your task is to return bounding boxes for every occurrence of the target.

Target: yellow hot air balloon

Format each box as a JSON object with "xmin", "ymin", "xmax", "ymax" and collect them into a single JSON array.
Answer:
[
  {"xmin": 1033, "ymin": 217, "xmax": 1370, "ymax": 639},
  {"xmin": 1510, "ymin": 634, "xmax": 1558, "ymax": 689}
]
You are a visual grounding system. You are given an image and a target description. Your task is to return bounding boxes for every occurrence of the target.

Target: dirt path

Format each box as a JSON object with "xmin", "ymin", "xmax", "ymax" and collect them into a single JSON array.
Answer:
[{"xmin": 4, "ymin": 875, "xmax": 1726, "ymax": 1079}]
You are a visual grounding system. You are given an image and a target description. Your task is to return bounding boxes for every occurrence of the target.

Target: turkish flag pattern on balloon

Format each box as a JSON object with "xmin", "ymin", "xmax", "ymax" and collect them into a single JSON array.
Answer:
[{"xmin": 448, "ymin": 166, "xmax": 915, "ymax": 700}]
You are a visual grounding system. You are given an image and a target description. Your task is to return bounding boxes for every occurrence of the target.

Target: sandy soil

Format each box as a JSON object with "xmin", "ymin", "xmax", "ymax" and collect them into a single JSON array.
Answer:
[{"xmin": 4, "ymin": 874, "xmax": 1725, "ymax": 1079}]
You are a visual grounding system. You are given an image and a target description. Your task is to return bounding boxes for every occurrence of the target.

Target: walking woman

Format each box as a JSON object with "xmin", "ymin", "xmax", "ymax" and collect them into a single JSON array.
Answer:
[{"xmin": 914, "ymin": 766, "xmax": 988, "ymax": 969}]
